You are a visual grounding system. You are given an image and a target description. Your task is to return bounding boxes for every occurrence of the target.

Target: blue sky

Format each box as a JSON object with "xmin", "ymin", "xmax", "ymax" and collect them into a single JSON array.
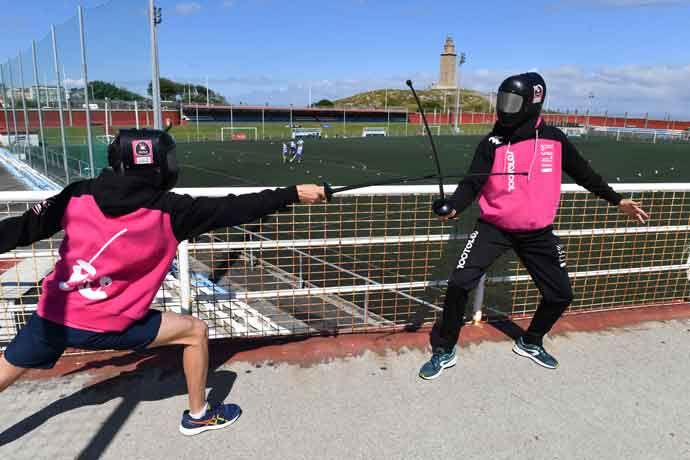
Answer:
[{"xmin": 2, "ymin": 0, "xmax": 690, "ymax": 117}]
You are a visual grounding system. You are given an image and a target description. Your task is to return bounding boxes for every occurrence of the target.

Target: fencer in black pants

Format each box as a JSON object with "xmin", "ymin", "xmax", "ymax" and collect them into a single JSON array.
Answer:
[
  {"xmin": 419, "ymin": 72, "xmax": 648, "ymax": 379},
  {"xmin": 439, "ymin": 220, "xmax": 572, "ymax": 351}
]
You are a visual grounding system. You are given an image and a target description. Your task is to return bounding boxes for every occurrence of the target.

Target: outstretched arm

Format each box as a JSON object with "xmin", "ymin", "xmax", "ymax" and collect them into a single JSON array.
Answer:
[
  {"xmin": 0, "ymin": 186, "xmax": 74, "ymax": 254},
  {"xmin": 168, "ymin": 184, "xmax": 325, "ymax": 241},
  {"xmin": 561, "ymin": 134, "xmax": 648, "ymax": 223}
]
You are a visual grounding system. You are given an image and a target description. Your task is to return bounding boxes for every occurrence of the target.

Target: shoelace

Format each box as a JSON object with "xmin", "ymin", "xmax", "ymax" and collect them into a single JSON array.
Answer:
[{"xmin": 430, "ymin": 352, "xmax": 446, "ymax": 367}]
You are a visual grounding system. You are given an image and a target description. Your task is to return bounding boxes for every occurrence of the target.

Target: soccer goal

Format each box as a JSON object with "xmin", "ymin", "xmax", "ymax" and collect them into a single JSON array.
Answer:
[
  {"xmin": 291, "ymin": 127, "xmax": 322, "ymax": 139},
  {"xmin": 362, "ymin": 127, "xmax": 387, "ymax": 137},
  {"xmin": 420, "ymin": 125, "xmax": 442, "ymax": 136},
  {"xmin": 96, "ymin": 134, "xmax": 116, "ymax": 145},
  {"xmin": 221, "ymin": 127, "xmax": 258, "ymax": 142}
]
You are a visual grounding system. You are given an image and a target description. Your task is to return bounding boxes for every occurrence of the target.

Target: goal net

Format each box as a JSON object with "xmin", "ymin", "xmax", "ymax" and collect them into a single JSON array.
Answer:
[
  {"xmin": 419, "ymin": 125, "xmax": 441, "ymax": 136},
  {"xmin": 96, "ymin": 134, "xmax": 116, "ymax": 145},
  {"xmin": 291, "ymin": 127, "xmax": 322, "ymax": 139},
  {"xmin": 221, "ymin": 127, "xmax": 258, "ymax": 141},
  {"xmin": 362, "ymin": 127, "xmax": 387, "ymax": 137}
]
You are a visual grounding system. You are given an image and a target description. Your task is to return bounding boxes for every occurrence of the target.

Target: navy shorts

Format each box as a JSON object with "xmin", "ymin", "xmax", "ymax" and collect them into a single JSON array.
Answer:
[{"xmin": 3, "ymin": 310, "xmax": 162, "ymax": 369}]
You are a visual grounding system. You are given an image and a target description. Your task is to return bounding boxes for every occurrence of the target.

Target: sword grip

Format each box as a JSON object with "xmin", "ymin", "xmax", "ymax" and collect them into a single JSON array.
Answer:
[{"xmin": 323, "ymin": 182, "xmax": 334, "ymax": 202}]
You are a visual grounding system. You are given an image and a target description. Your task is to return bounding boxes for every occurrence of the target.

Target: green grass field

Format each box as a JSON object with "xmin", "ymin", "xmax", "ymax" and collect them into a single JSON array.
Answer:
[
  {"xmin": 172, "ymin": 134, "xmax": 689, "ymax": 188},
  {"xmin": 21, "ymin": 122, "xmax": 690, "ymax": 188}
]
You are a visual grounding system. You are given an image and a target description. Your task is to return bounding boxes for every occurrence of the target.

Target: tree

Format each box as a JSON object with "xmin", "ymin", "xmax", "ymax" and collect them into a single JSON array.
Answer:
[
  {"xmin": 148, "ymin": 77, "xmax": 227, "ymax": 104},
  {"xmin": 88, "ymin": 80, "xmax": 144, "ymax": 101},
  {"xmin": 314, "ymin": 99, "xmax": 334, "ymax": 108}
]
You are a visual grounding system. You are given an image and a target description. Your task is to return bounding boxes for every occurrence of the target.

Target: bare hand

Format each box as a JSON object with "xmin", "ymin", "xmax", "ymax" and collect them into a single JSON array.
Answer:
[
  {"xmin": 296, "ymin": 184, "xmax": 326, "ymax": 204},
  {"xmin": 619, "ymin": 199, "xmax": 649, "ymax": 224},
  {"xmin": 438, "ymin": 209, "xmax": 458, "ymax": 221}
]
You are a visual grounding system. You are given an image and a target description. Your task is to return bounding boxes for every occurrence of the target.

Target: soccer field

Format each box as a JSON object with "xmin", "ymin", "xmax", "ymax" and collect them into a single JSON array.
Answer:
[{"xmin": 174, "ymin": 135, "xmax": 689, "ymax": 188}]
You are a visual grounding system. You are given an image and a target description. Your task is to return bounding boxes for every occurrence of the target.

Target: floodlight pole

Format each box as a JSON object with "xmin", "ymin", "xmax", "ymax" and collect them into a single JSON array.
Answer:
[
  {"xmin": 149, "ymin": 0, "xmax": 163, "ymax": 129},
  {"xmin": 454, "ymin": 52, "xmax": 466, "ymax": 133},
  {"xmin": 195, "ymin": 104, "xmax": 199, "ymax": 141}
]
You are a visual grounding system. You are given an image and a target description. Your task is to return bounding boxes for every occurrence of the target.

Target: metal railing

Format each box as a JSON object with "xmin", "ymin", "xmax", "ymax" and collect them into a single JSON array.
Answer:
[{"xmin": 1, "ymin": 184, "xmax": 689, "ymax": 346}]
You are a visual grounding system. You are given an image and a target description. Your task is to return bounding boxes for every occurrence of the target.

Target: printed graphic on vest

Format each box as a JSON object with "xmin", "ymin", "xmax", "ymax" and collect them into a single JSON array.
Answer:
[
  {"xmin": 132, "ymin": 139, "xmax": 154, "ymax": 165},
  {"xmin": 505, "ymin": 150, "xmax": 516, "ymax": 192},
  {"xmin": 540, "ymin": 143, "xmax": 554, "ymax": 173},
  {"xmin": 59, "ymin": 228, "xmax": 128, "ymax": 300}
]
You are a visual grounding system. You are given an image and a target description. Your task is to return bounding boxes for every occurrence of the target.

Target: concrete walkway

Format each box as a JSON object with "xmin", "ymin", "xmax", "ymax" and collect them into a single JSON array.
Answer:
[{"xmin": 0, "ymin": 318, "xmax": 688, "ymax": 460}]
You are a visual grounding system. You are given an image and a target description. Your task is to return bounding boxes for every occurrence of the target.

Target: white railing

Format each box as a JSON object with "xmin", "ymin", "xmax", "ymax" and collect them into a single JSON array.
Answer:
[{"xmin": 1, "ymin": 184, "xmax": 689, "ymax": 344}]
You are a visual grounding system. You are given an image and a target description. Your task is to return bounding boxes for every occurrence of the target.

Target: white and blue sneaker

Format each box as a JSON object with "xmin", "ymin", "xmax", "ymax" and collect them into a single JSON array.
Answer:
[
  {"xmin": 512, "ymin": 336, "xmax": 558, "ymax": 369},
  {"xmin": 419, "ymin": 346, "xmax": 458, "ymax": 380},
  {"xmin": 179, "ymin": 402, "xmax": 242, "ymax": 436}
]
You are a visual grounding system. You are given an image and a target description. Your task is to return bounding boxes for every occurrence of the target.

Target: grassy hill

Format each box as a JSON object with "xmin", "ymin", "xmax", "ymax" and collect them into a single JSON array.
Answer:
[{"xmin": 334, "ymin": 88, "xmax": 490, "ymax": 112}]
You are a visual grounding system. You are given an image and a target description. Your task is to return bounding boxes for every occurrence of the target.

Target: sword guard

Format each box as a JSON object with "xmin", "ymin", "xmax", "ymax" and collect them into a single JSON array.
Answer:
[{"xmin": 432, "ymin": 198, "xmax": 454, "ymax": 217}]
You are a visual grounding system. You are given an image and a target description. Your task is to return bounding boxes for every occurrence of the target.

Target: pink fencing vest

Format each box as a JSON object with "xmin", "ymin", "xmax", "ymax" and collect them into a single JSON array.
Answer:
[
  {"xmin": 37, "ymin": 195, "xmax": 178, "ymax": 332},
  {"xmin": 478, "ymin": 137, "xmax": 563, "ymax": 231}
]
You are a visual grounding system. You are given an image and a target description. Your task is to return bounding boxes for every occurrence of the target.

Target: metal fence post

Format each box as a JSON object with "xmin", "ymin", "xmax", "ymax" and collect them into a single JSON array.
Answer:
[
  {"xmin": 178, "ymin": 240, "xmax": 191, "ymax": 315},
  {"xmin": 0, "ymin": 66, "xmax": 9, "ymax": 137},
  {"xmin": 51, "ymin": 25, "xmax": 70, "ymax": 183},
  {"xmin": 17, "ymin": 52, "xmax": 31, "ymax": 164},
  {"xmin": 405, "ymin": 107, "xmax": 408, "ymax": 136},
  {"xmin": 5, "ymin": 62, "xmax": 19, "ymax": 141},
  {"xmin": 31, "ymin": 41, "xmax": 48, "ymax": 175},
  {"xmin": 78, "ymin": 5, "xmax": 95, "ymax": 178},
  {"xmin": 471, "ymin": 274, "xmax": 486, "ymax": 323},
  {"xmin": 105, "ymin": 98, "xmax": 109, "ymax": 137}
]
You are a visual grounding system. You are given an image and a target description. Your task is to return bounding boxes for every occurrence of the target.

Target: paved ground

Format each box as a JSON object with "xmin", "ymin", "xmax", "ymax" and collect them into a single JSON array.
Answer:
[{"xmin": 0, "ymin": 318, "xmax": 688, "ymax": 460}]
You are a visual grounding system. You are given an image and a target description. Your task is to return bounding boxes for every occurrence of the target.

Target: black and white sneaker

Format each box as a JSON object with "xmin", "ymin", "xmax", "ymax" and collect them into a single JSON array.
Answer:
[{"xmin": 512, "ymin": 336, "xmax": 558, "ymax": 369}]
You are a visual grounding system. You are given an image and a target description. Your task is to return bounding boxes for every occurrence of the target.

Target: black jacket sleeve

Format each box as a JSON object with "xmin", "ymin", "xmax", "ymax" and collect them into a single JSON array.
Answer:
[
  {"xmin": 167, "ymin": 186, "xmax": 300, "ymax": 241},
  {"xmin": 560, "ymin": 132, "xmax": 622, "ymax": 205},
  {"xmin": 447, "ymin": 138, "xmax": 494, "ymax": 213},
  {"xmin": 0, "ymin": 184, "xmax": 76, "ymax": 254}
]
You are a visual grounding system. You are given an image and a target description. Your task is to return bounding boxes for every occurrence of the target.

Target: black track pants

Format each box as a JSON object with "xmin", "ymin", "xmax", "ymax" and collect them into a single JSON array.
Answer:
[{"xmin": 438, "ymin": 220, "xmax": 574, "ymax": 350}]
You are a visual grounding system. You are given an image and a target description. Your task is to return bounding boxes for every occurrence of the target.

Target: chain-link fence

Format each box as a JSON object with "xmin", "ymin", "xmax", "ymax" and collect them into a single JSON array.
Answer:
[{"xmin": 0, "ymin": 1, "xmax": 171, "ymax": 187}]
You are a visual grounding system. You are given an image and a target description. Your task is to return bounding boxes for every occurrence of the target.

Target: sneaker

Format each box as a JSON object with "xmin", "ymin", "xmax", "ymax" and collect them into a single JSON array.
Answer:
[
  {"xmin": 179, "ymin": 402, "xmax": 242, "ymax": 436},
  {"xmin": 512, "ymin": 336, "xmax": 558, "ymax": 369},
  {"xmin": 419, "ymin": 346, "xmax": 458, "ymax": 380}
]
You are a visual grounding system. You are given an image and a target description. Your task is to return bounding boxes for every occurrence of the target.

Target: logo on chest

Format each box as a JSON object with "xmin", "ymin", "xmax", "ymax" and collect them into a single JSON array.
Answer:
[
  {"xmin": 540, "ymin": 143, "xmax": 555, "ymax": 173},
  {"xmin": 505, "ymin": 150, "xmax": 516, "ymax": 192}
]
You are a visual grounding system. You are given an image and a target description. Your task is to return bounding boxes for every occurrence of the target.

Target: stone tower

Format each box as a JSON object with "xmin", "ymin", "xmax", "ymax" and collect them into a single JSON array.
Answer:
[{"xmin": 435, "ymin": 36, "xmax": 457, "ymax": 89}]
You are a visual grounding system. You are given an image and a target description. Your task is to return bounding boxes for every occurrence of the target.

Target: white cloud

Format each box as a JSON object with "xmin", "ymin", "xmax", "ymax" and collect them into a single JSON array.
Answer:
[
  {"xmin": 181, "ymin": 65, "xmax": 690, "ymax": 118},
  {"xmin": 460, "ymin": 64, "xmax": 690, "ymax": 118},
  {"xmin": 175, "ymin": 2, "xmax": 202, "ymax": 15}
]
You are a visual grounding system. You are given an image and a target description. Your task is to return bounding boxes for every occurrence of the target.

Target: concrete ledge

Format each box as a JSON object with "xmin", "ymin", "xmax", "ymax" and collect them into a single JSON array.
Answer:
[{"xmin": 7, "ymin": 302, "xmax": 689, "ymax": 384}]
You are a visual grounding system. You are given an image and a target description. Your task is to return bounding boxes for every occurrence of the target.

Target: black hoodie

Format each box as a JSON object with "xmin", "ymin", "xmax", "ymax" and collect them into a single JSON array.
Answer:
[
  {"xmin": 0, "ymin": 169, "xmax": 299, "ymax": 253},
  {"xmin": 0, "ymin": 170, "xmax": 300, "ymax": 332}
]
